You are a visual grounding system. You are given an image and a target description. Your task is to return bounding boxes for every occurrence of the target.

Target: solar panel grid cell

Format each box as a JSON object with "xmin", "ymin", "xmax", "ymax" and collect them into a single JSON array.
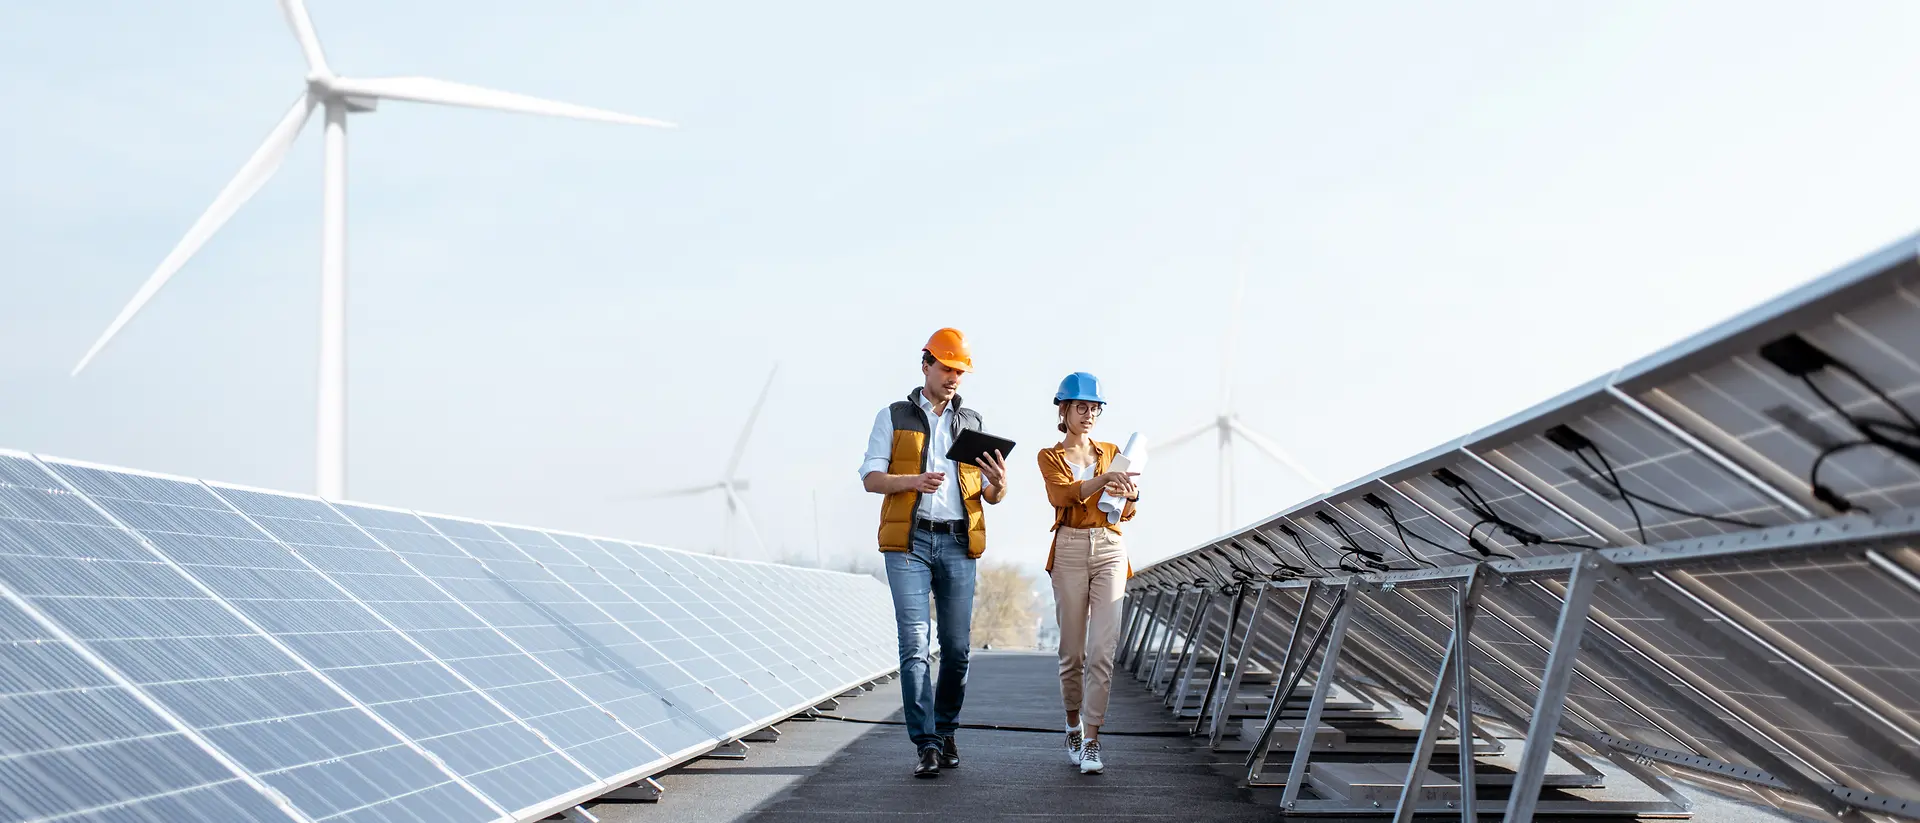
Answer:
[
  {"xmin": 676, "ymin": 559, "xmax": 853, "ymax": 695},
  {"xmin": 1569, "ymin": 580, "xmax": 1920, "ymax": 798},
  {"xmin": 201, "ymin": 486, "xmax": 592, "ymax": 815},
  {"xmin": 16, "ymin": 459, "xmax": 499, "ymax": 823},
  {"xmin": 0, "ymin": 584, "xmax": 293, "ymax": 823},
  {"xmin": 1490, "ymin": 407, "xmax": 1798, "ymax": 545},
  {"xmin": 1395, "ymin": 461, "xmax": 1601, "ymax": 556},
  {"xmin": 539, "ymin": 537, "xmax": 771, "ymax": 718},
  {"xmin": 1335, "ymin": 494, "xmax": 1473, "ymax": 569},
  {"xmin": 408, "ymin": 515, "xmax": 694, "ymax": 775},
  {"xmin": 482, "ymin": 525, "xmax": 767, "ymax": 744},
  {"xmin": 1638, "ymin": 297, "xmax": 1920, "ymax": 517},
  {"xmin": 326, "ymin": 504, "xmax": 663, "ymax": 788},
  {"xmin": 644, "ymin": 550, "xmax": 823, "ymax": 708}
]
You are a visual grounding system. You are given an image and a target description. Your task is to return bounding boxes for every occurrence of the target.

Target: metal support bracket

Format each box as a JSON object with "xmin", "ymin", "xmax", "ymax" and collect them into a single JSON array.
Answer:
[
  {"xmin": 1246, "ymin": 580, "xmax": 1339, "ymax": 785},
  {"xmin": 1208, "ymin": 584, "xmax": 1270, "ymax": 746},
  {"xmin": 1512, "ymin": 561, "xmax": 1859, "ymax": 820},
  {"xmin": 1280, "ymin": 580, "xmax": 1362, "ymax": 807},
  {"xmin": 700, "ymin": 739, "xmax": 750, "ymax": 761},
  {"xmin": 1187, "ymin": 586, "xmax": 1248, "ymax": 728},
  {"xmin": 1392, "ymin": 567, "xmax": 1492, "ymax": 823},
  {"xmin": 1504, "ymin": 553, "xmax": 1602, "ymax": 823},
  {"xmin": 1147, "ymin": 588, "xmax": 1192, "ymax": 687},
  {"xmin": 598, "ymin": 777, "xmax": 664, "ymax": 803},
  {"xmin": 1166, "ymin": 589, "xmax": 1217, "ymax": 704}
]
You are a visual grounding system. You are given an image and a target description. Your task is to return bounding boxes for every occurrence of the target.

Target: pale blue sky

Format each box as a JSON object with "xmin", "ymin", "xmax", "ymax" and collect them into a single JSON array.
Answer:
[{"xmin": 6, "ymin": 1, "xmax": 1920, "ymax": 574}]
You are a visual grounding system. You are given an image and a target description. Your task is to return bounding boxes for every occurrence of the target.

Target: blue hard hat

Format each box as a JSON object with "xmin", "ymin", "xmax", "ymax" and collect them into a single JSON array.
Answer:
[{"xmin": 1053, "ymin": 372, "xmax": 1106, "ymax": 405}]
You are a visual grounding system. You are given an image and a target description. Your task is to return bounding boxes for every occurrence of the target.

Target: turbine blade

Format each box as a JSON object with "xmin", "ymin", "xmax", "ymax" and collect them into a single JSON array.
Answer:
[
  {"xmin": 331, "ymin": 76, "xmax": 677, "ymax": 128},
  {"xmin": 1230, "ymin": 419, "xmax": 1328, "ymax": 490},
  {"xmin": 73, "ymin": 92, "xmax": 316, "ymax": 376},
  {"xmin": 619, "ymin": 482, "xmax": 722, "ymax": 501},
  {"xmin": 725, "ymin": 486, "xmax": 770, "ymax": 555},
  {"xmin": 725, "ymin": 365, "xmax": 778, "ymax": 478},
  {"xmin": 1156, "ymin": 422, "xmax": 1215, "ymax": 453},
  {"xmin": 277, "ymin": 0, "xmax": 330, "ymax": 74}
]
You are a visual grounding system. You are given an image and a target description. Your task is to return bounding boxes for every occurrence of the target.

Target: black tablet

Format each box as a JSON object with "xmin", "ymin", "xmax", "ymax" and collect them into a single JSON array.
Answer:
[{"xmin": 946, "ymin": 429, "xmax": 1016, "ymax": 467}]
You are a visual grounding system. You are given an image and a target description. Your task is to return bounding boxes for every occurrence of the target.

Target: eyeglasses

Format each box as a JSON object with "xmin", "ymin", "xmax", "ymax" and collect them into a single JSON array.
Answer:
[{"xmin": 1064, "ymin": 402, "xmax": 1104, "ymax": 417}]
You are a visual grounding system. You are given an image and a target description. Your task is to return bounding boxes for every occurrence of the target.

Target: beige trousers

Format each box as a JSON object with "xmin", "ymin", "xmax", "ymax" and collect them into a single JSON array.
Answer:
[{"xmin": 1050, "ymin": 527, "xmax": 1128, "ymax": 727}]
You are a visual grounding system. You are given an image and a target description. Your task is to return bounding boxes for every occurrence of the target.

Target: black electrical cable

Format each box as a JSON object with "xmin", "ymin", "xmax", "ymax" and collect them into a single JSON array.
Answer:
[
  {"xmin": 1789, "ymin": 364, "xmax": 1920, "ymax": 512},
  {"xmin": 1322, "ymin": 515, "xmax": 1426, "ymax": 570},
  {"xmin": 1440, "ymin": 471, "xmax": 1600, "ymax": 552},
  {"xmin": 1241, "ymin": 544, "xmax": 1304, "ymax": 580},
  {"xmin": 1568, "ymin": 447, "xmax": 1648, "ymax": 542},
  {"xmin": 1570, "ymin": 446, "xmax": 1766, "ymax": 536},
  {"xmin": 1808, "ymin": 360, "xmax": 1920, "ymax": 434},
  {"xmin": 1808, "ymin": 441, "xmax": 1879, "ymax": 514},
  {"xmin": 1279, "ymin": 528, "xmax": 1340, "ymax": 576},
  {"xmin": 809, "ymin": 715, "xmax": 1190, "ymax": 738},
  {"xmin": 1377, "ymin": 501, "xmax": 1508, "ymax": 562}
]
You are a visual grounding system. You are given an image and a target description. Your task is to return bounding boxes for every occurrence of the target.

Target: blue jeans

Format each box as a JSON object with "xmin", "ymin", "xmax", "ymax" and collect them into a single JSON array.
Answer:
[{"xmin": 884, "ymin": 528, "xmax": 976, "ymax": 751}]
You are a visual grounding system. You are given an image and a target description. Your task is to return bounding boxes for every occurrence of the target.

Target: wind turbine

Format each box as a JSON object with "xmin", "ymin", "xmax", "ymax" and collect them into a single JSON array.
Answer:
[
  {"xmin": 69, "ymin": 0, "xmax": 674, "ymax": 501},
  {"xmin": 628, "ymin": 366, "xmax": 778, "ymax": 557},
  {"xmin": 1159, "ymin": 253, "xmax": 1326, "ymax": 532}
]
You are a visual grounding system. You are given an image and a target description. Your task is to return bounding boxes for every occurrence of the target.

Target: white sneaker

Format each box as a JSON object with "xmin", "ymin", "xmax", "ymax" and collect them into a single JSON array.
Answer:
[
  {"xmin": 1065, "ymin": 726, "xmax": 1084, "ymax": 765},
  {"xmin": 1079, "ymin": 738, "xmax": 1104, "ymax": 774}
]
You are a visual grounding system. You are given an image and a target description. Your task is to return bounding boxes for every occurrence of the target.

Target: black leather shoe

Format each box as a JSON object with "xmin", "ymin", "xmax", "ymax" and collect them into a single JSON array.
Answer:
[
  {"xmin": 914, "ymin": 746, "xmax": 941, "ymax": 778},
  {"xmin": 939, "ymin": 736, "xmax": 960, "ymax": 769}
]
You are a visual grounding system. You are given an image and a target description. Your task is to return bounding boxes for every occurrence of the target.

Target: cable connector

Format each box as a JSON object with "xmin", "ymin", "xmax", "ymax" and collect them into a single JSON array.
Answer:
[
  {"xmin": 1811, "ymin": 484, "xmax": 1857, "ymax": 514},
  {"xmin": 1759, "ymin": 334, "xmax": 1836, "ymax": 377},
  {"xmin": 1433, "ymin": 467, "xmax": 1469, "ymax": 489},
  {"xmin": 1544, "ymin": 424, "xmax": 1593, "ymax": 452},
  {"xmin": 1361, "ymin": 493, "xmax": 1391, "ymax": 511}
]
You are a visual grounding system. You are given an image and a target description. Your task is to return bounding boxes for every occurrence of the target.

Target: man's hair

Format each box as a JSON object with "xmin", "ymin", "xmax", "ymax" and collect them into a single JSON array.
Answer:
[{"xmin": 922, "ymin": 351, "xmax": 936, "ymax": 368}]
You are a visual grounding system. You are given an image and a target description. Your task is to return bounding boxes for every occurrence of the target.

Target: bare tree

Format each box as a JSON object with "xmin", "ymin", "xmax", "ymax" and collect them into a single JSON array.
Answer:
[{"xmin": 971, "ymin": 562, "xmax": 1039, "ymax": 649}]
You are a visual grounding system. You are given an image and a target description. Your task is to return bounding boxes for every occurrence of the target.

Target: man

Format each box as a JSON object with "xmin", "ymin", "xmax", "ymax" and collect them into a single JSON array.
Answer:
[{"xmin": 860, "ymin": 327, "xmax": 1009, "ymax": 778}]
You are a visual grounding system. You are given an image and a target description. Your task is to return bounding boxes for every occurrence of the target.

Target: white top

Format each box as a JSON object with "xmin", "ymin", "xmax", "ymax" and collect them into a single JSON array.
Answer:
[
  {"xmin": 1067, "ymin": 461, "xmax": 1095, "ymax": 482},
  {"xmin": 859, "ymin": 392, "xmax": 965, "ymax": 521}
]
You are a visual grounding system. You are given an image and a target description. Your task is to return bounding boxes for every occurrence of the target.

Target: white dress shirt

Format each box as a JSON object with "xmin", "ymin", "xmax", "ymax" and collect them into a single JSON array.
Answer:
[{"xmin": 860, "ymin": 392, "xmax": 966, "ymax": 521}]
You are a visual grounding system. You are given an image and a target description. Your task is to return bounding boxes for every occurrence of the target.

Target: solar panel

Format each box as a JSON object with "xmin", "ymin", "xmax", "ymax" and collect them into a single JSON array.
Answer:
[
  {"xmin": 589, "ymin": 541, "xmax": 818, "ymax": 709},
  {"xmin": 1476, "ymin": 405, "xmax": 1799, "ymax": 545},
  {"xmin": 535, "ymin": 531, "xmax": 826, "ymax": 725},
  {"xmin": 199, "ymin": 483, "xmax": 596, "ymax": 815},
  {"xmin": 0, "ymin": 444, "xmax": 898, "ymax": 822},
  {"xmin": 13, "ymin": 456, "xmax": 500, "ymax": 823},
  {"xmin": 0, "ymin": 538, "xmax": 292, "ymax": 823},
  {"xmin": 1127, "ymin": 234, "xmax": 1920, "ymax": 818},
  {"xmin": 324, "ymin": 503, "xmax": 672, "ymax": 784},
  {"xmin": 482, "ymin": 525, "xmax": 783, "ymax": 736},
  {"xmin": 627, "ymin": 548, "xmax": 826, "ymax": 708},
  {"xmin": 673, "ymin": 551, "xmax": 889, "ymax": 691},
  {"xmin": 733, "ymin": 560, "xmax": 894, "ymax": 682}
]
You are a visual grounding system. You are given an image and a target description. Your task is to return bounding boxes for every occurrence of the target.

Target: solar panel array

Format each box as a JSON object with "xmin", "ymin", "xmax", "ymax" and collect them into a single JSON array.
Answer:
[
  {"xmin": 0, "ymin": 454, "xmax": 894, "ymax": 823},
  {"xmin": 1127, "ymin": 231, "xmax": 1920, "ymax": 820}
]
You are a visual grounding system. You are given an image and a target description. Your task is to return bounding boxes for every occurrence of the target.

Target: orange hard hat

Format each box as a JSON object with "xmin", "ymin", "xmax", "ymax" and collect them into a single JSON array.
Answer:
[{"xmin": 923, "ymin": 327, "xmax": 974, "ymax": 372}]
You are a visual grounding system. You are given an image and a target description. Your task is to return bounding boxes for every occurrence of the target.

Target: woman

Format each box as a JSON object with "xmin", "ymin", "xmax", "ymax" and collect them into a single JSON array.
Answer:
[{"xmin": 1036, "ymin": 371, "xmax": 1139, "ymax": 775}]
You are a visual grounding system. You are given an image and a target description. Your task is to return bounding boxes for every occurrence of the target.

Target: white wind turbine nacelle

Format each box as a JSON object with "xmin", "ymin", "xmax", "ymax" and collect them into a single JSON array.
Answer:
[
  {"xmin": 1158, "ymin": 243, "xmax": 1326, "ymax": 532},
  {"xmin": 71, "ymin": 0, "xmax": 674, "ymax": 501}
]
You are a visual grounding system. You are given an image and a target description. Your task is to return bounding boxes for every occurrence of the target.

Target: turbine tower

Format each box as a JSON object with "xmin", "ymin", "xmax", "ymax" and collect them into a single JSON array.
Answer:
[
  {"xmin": 628, "ymin": 366, "xmax": 779, "ymax": 558},
  {"xmin": 70, "ymin": 0, "xmax": 674, "ymax": 500},
  {"xmin": 1160, "ymin": 254, "xmax": 1326, "ymax": 532}
]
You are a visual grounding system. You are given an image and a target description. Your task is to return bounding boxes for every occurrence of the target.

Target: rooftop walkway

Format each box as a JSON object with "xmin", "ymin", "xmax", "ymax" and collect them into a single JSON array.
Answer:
[
  {"xmin": 592, "ymin": 649, "xmax": 1277, "ymax": 822},
  {"xmin": 582, "ymin": 651, "xmax": 1803, "ymax": 823}
]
